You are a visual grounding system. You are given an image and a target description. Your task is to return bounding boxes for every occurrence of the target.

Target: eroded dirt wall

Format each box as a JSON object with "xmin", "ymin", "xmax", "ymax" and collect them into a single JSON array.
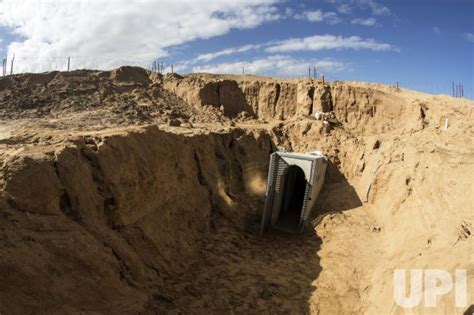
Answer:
[
  {"xmin": 0, "ymin": 126, "xmax": 273, "ymax": 313},
  {"xmin": 163, "ymin": 75, "xmax": 333, "ymax": 120}
]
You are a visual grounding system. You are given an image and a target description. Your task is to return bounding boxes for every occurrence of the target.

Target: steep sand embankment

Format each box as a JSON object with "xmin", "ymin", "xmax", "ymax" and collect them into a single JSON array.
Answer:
[{"xmin": 0, "ymin": 67, "xmax": 472, "ymax": 314}]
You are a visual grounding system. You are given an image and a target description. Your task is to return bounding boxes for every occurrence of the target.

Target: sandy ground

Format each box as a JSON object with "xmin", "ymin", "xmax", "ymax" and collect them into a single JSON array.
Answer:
[{"xmin": 0, "ymin": 67, "xmax": 473, "ymax": 314}]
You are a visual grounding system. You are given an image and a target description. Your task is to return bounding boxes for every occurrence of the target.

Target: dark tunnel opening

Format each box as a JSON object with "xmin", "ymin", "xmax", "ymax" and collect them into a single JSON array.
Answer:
[{"xmin": 275, "ymin": 165, "xmax": 307, "ymax": 231}]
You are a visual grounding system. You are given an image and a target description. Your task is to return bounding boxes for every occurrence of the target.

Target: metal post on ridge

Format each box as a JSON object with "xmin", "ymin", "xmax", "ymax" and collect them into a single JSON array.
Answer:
[
  {"xmin": 10, "ymin": 54, "xmax": 15, "ymax": 75},
  {"xmin": 1, "ymin": 56, "xmax": 5, "ymax": 76}
]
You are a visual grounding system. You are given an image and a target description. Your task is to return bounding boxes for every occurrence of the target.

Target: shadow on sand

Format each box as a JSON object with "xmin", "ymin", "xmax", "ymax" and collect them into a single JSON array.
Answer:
[
  {"xmin": 308, "ymin": 159, "xmax": 363, "ymax": 224},
  {"xmin": 149, "ymin": 160, "xmax": 363, "ymax": 313}
]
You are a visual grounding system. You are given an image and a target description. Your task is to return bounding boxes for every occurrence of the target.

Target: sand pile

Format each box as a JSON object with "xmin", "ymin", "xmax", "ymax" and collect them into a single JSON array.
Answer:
[{"xmin": 0, "ymin": 67, "xmax": 472, "ymax": 314}]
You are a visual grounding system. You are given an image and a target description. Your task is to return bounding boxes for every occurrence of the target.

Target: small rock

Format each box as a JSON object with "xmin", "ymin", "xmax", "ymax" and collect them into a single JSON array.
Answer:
[
  {"xmin": 169, "ymin": 119, "xmax": 181, "ymax": 127},
  {"xmin": 373, "ymin": 140, "xmax": 381, "ymax": 150},
  {"xmin": 371, "ymin": 226, "xmax": 382, "ymax": 232}
]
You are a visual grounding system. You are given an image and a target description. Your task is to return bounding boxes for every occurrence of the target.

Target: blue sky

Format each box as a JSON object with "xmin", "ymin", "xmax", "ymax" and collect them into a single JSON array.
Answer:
[{"xmin": 0, "ymin": 0, "xmax": 473, "ymax": 98}]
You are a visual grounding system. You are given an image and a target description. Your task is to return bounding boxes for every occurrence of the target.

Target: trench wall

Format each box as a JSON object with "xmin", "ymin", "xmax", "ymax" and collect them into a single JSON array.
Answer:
[
  {"xmin": 0, "ymin": 126, "xmax": 273, "ymax": 313},
  {"xmin": 163, "ymin": 76, "xmax": 333, "ymax": 119}
]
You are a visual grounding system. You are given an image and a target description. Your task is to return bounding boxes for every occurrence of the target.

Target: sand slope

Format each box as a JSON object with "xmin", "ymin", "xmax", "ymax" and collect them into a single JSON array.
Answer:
[{"xmin": 0, "ymin": 67, "xmax": 472, "ymax": 314}]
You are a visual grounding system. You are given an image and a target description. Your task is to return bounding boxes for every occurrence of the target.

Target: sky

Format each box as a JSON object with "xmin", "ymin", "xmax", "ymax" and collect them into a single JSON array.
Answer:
[{"xmin": 0, "ymin": 0, "xmax": 473, "ymax": 98}]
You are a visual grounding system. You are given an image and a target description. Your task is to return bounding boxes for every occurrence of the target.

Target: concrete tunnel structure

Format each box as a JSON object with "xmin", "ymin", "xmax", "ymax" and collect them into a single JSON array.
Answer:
[{"xmin": 260, "ymin": 151, "xmax": 328, "ymax": 233}]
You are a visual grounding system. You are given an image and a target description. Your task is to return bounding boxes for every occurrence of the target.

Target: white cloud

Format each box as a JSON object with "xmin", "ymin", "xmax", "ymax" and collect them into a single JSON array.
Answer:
[
  {"xmin": 464, "ymin": 32, "xmax": 474, "ymax": 43},
  {"xmin": 357, "ymin": 0, "xmax": 390, "ymax": 16},
  {"xmin": 433, "ymin": 26, "xmax": 441, "ymax": 34},
  {"xmin": 194, "ymin": 32, "xmax": 395, "ymax": 63},
  {"xmin": 295, "ymin": 10, "xmax": 341, "ymax": 25},
  {"xmin": 329, "ymin": 0, "xmax": 390, "ymax": 16},
  {"xmin": 337, "ymin": 4, "xmax": 352, "ymax": 14},
  {"xmin": 265, "ymin": 34, "xmax": 395, "ymax": 53},
  {"xmin": 191, "ymin": 55, "xmax": 348, "ymax": 76},
  {"xmin": 0, "ymin": 0, "xmax": 279, "ymax": 65},
  {"xmin": 302, "ymin": 10, "xmax": 324, "ymax": 22},
  {"xmin": 196, "ymin": 44, "xmax": 261, "ymax": 62},
  {"xmin": 351, "ymin": 17, "xmax": 376, "ymax": 26},
  {"xmin": 320, "ymin": 12, "xmax": 342, "ymax": 25},
  {"xmin": 284, "ymin": 7, "xmax": 295, "ymax": 17}
]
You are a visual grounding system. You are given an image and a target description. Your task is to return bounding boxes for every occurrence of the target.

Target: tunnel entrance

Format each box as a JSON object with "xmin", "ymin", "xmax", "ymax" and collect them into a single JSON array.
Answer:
[
  {"xmin": 274, "ymin": 165, "xmax": 306, "ymax": 231},
  {"xmin": 261, "ymin": 151, "xmax": 328, "ymax": 234}
]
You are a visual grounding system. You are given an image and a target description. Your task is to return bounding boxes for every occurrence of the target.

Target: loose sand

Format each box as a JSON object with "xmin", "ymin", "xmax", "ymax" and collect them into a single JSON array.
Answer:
[{"xmin": 0, "ymin": 67, "xmax": 472, "ymax": 314}]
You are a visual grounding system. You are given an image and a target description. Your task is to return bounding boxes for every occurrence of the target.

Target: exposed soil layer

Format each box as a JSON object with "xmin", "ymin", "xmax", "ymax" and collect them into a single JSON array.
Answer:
[{"xmin": 0, "ymin": 67, "xmax": 473, "ymax": 314}]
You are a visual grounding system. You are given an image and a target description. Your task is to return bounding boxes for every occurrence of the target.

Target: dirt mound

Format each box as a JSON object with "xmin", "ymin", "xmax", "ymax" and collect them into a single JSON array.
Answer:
[
  {"xmin": 0, "ymin": 68, "xmax": 473, "ymax": 314},
  {"xmin": 109, "ymin": 66, "xmax": 153, "ymax": 85},
  {"xmin": 0, "ymin": 67, "xmax": 197, "ymax": 129}
]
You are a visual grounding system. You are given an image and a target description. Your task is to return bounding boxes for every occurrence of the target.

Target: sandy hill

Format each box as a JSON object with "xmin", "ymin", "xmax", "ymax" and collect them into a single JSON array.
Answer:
[{"xmin": 0, "ymin": 66, "xmax": 473, "ymax": 314}]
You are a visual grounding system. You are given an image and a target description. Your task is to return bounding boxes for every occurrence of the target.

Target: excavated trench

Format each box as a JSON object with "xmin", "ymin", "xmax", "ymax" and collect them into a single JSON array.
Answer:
[
  {"xmin": 0, "ymin": 68, "xmax": 473, "ymax": 314},
  {"xmin": 1, "ymin": 125, "xmax": 325, "ymax": 313}
]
